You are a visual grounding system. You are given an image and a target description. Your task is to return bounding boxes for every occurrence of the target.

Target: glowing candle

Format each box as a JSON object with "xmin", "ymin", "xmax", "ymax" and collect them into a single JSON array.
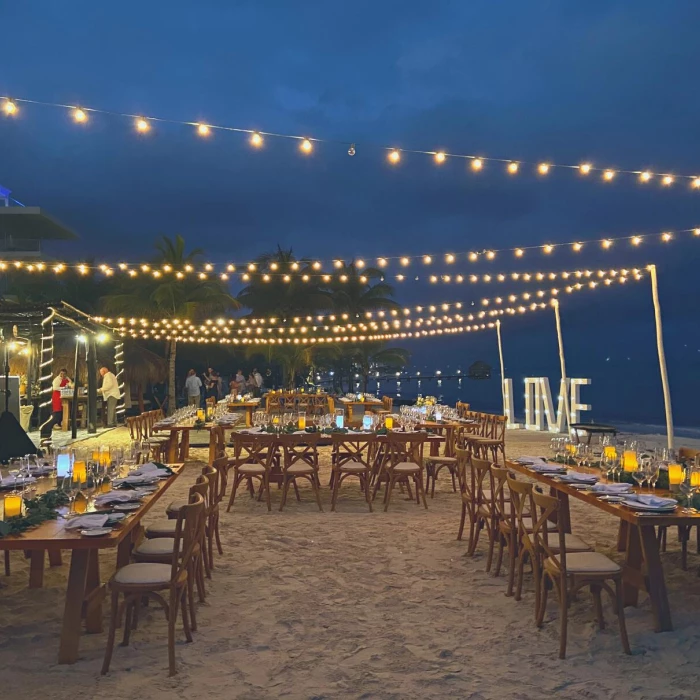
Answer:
[
  {"xmin": 3, "ymin": 493, "xmax": 22, "ymax": 519},
  {"xmin": 196, "ymin": 408, "xmax": 205, "ymax": 421},
  {"xmin": 604, "ymin": 446, "xmax": 617, "ymax": 459},
  {"xmin": 434, "ymin": 410, "xmax": 442, "ymax": 422},
  {"xmin": 622, "ymin": 451, "xmax": 638, "ymax": 472},
  {"xmin": 691, "ymin": 472, "xmax": 700, "ymax": 487},
  {"xmin": 357, "ymin": 394, "xmax": 364, "ymax": 402},
  {"xmin": 272, "ymin": 415, "xmax": 280, "ymax": 426},
  {"xmin": 362, "ymin": 414, "xmax": 372, "ymax": 430},
  {"xmin": 385, "ymin": 415, "xmax": 394, "ymax": 430},
  {"xmin": 335, "ymin": 410, "xmax": 345, "ymax": 429},
  {"xmin": 92, "ymin": 450, "xmax": 100, "ymax": 462},
  {"xmin": 72, "ymin": 460, "xmax": 87, "ymax": 485},
  {"xmin": 298, "ymin": 412, "xmax": 306, "ymax": 430},
  {"xmin": 668, "ymin": 464, "xmax": 684, "ymax": 485},
  {"xmin": 56, "ymin": 452, "xmax": 72, "ymax": 478},
  {"xmin": 99, "ymin": 446, "xmax": 110, "ymax": 466}
]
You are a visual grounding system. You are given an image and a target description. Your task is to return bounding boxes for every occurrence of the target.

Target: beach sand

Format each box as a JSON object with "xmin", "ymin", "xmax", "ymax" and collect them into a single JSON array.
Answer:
[{"xmin": 2, "ymin": 428, "xmax": 700, "ymax": 699}]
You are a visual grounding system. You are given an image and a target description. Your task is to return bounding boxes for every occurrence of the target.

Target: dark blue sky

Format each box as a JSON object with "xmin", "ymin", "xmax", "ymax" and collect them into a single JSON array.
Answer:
[{"xmin": 2, "ymin": 1, "xmax": 700, "ymax": 425}]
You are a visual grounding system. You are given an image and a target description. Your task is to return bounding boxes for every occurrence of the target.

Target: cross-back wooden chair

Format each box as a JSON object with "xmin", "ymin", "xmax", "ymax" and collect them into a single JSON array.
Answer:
[
  {"xmin": 490, "ymin": 465, "xmax": 520, "ymax": 594},
  {"xmin": 330, "ymin": 433, "xmax": 376, "ymax": 512},
  {"xmin": 102, "ymin": 492, "xmax": 205, "ymax": 676},
  {"xmin": 425, "ymin": 425, "xmax": 459, "ymax": 497},
  {"xmin": 472, "ymin": 415, "xmax": 507, "ymax": 463},
  {"xmin": 227, "ymin": 433, "xmax": 275, "ymax": 512},
  {"xmin": 373, "ymin": 432, "xmax": 428, "ymax": 512},
  {"xmin": 532, "ymin": 490, "xmax": 631, "ymax": 659},
  {"xmin": 278, "ymin": 433, "xmax": 323, "ymax": 512},
  {"xmin": 458, "ymin": 455, "xmax": 496, "ymax": 571}
]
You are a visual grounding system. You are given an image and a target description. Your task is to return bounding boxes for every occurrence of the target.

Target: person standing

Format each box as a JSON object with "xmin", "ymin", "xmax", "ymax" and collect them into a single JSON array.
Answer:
[
  {"xmin": 185, "ymin": 369, "xmax": 202, "ymax": 406},
  {"xmin": 253, "ymin": 367, "xmax": 263, "ymax": 398},
  {"xmin": 99, "ymin": 366, "xmax": 120, "ymax": 428},
  {"xmin": 41, "ymin": 368, "xmax": 72, "ymax": 435}
]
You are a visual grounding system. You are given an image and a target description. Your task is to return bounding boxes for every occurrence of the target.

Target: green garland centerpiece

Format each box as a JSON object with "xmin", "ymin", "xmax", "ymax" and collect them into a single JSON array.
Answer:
[{"xmin": 0, "ymin": 489, "xmax": 71, "ymax": 538}]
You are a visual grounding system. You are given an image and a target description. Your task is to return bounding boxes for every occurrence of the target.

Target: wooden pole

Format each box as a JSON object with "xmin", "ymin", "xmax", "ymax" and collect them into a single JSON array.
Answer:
[
  {"xmin": 649, "ymin": 265, "xmax": 674, "ymax": 450},
  {"xmin": 496, "ymin": 319, "xmax": 506, "ymax": 416},
  {"xmin": 552, "ymin": 300, "xmax": 571, "ymax": 432}
]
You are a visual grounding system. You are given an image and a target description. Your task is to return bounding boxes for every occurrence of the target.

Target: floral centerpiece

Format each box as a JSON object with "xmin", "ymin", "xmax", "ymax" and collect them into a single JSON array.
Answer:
[{"xmin": 416, "ymin": 395, "xmax": 437, "ymax": 407}]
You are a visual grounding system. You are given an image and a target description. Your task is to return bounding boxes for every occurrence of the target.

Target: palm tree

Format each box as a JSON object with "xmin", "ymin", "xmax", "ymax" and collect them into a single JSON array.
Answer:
[
  {"xmin": 102, "ymin": 235, "xmax": 238, "ymax": 412},
  {"xmin": 350, "ymin": 342, "xmax": 411, "ymax": 392},
  {"xmin": 329, "ymin": 262, "xmax": 400, "ymax": 317}
]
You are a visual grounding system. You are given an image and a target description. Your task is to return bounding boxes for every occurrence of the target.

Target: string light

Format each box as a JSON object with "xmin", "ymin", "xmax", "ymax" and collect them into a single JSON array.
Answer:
[
  {"xmin": 197, "ymin": 124, "xmax": 210, "ymax": 137},
  {"xmin": 73, "ymin": 108, "xmax": 87, "ymax": 123},
  {"xmin": 389, "ymin": 149, "xmax": 401, "ymax": 164},
  {"xmin": 4, "ymin": 94, "xmax": 700, "ymax": 190}
]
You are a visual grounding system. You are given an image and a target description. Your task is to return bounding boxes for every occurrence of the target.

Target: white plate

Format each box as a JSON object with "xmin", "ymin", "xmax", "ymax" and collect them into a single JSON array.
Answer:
[
  {"xmin": 80, "ymin": 528, "xmax": 113, "ymax": 537},
  {"xmin": 113, "ymin": 503, "xmax": 141, "ymax": 512},
  {"xmin": 598, "ymin": 495, "xmax": 625, "ymax": 502},
  {"xmin": 621, "ymin": 500, "xmax": 676, "ymax": 512}
]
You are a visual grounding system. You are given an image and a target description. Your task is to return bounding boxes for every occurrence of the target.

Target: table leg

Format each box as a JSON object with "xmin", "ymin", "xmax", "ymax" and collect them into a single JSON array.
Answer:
[
  {"xmin": 62, "ymin": 401, "xmax": 69, "ymax": 431},
  {"xmin": 551, "ymin": 489, "xmax": 571, "ymax": 533},
  {"xmin": 29, "ymin": 550, "xmax": 45, "ymax": 588},
  {"xmin": 180, "ymin": 430, "xmax": 190, "ymax": 460},
  {"xmin": 245, "ymin": 408, "xmax": 252, "ymax": 427},
  {"xmin": 639, "ymin": 524, "xmax": 673, "ymax": 632},
  {"xmin": 167, "ymin": 430, "xmax": 179, "ymax": 463},
  {"xmin": 208, "ymin": 432, "xmax": 216, "ymax": 465},
  {"xmin": 84, "ymin": 550, "xmax": 103, "ymax": 634},
  {"xmin": 58, "ymin": 550, "xmax": 90, "ymax": 664},
  {"xmin": 617, "ymin": 521, "xmax": 628, "ymax": 552},
  {"xmin": 622, "ymin": 523, "xmax": 642, "ymax": 608},
  {"xmin": 430, "ymin": 440, "xmax": 440, "ymax": 457}
]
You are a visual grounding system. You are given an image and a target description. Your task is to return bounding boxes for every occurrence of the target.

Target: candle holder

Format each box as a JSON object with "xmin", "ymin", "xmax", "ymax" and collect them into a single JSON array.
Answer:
[
  {"xmin": 385, "ymin": 415, "xmax": 394, "ymax": 430},
  {"xmin": 3, "ymin": 492, "xmax": 23, "ymax": 519},
  {"xmin": 298, "ymin": 412, "xmax": 306, "ymax": 430},
  {"xmin": 335, "ymin": 408, "xmax": 345, "ymax": 429}
]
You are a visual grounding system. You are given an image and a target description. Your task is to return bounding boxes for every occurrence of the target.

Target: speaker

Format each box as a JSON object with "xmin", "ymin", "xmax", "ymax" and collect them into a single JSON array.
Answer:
[{"xmin": 0, "ymin": 375, "xmax": 20, "ymax": 420}]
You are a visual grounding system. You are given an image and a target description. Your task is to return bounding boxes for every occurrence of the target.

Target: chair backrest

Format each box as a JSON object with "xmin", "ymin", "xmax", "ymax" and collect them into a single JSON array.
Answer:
[
  {"xmin": 532, "ymin": 490, "xmax": 568, "ymax": 583},
  {"xmin": 172, "ymin": 492, "xmax": 205, "ymax": 581},
  {"xmin": 208, "ymin": 425, "xmax": 227, "ymax": 464},
  {"xmin": 201, "ymin": 465, "xmax": 219, "ymax": 511},
  {"xmin": 387, "ymin": 431, "xmax": 426, "ymax": 469},
  {"xmin": 277, "ymin": 433, "xmax": 321, "ymax": 472},
  {"xmin": 470, "ymin": 456, "xmax": 493, "ymax": 509},
  {"xmin": 126, "ymin": 416, "xmax": 139, "ymax": 440},
  {"xmin": 382, "ymin": 396, "xmax": 393, "ymax": 412},
  {"xmin": 211, "ymin": 456, "xmax": 229, "ymax": 503},
  {"xmin": 443, "ymin": 426, "xmax": 458, "ymax": 458},
  {"xmin": 506, "ymin": 473, "xmax": 534, "ymax": 545},
  {"xmin": 327, "ymin": 396, "xmax": 335, "ymax": 414},
  {"xmin": 455, "ymin": 446, "xmax": 471, "ymax": 496},
  {"xmin": 489, "ymin": 465, "xmax": 511, "ymax": 528},
  {"xmin": 231, "ymin": 433, "xmax": 275, "ymax": 469},
  {"xmin": 331, "ymin": 433, "xmax": 376, "ymax": 470},
  {"xmin": 492, "ymin": 415, "xmax": 507, "ymax": 442}
]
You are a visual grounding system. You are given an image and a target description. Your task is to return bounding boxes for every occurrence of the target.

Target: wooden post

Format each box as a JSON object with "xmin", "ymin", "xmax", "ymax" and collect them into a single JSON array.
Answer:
[
  {"xmin": 649, "ymin": 265, "xmax": 674, "ymax": 450},
  {"xmin": 87, "ymin": 335, "xmax": 98, "ymax": 434},
  {"xmin": 496, "ymin": 319, "xmax": 506, "ymax": 416},
  {"xmin": 552, "ymin": 300, "xmax": 571, "ymax": 432},
  {"xmin": 71, "ymin": 338, "xmax": 80, "ymax": 439}
]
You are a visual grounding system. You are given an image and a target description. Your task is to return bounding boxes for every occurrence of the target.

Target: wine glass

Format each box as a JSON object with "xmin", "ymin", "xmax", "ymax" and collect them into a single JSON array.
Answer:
[
  {"xmin": 646, "ymin": 458, "xmax": 661, "ymax": 492},
  {"xmin": 679, "ymin": 472, "xmax": 696, "ymax": 513}
]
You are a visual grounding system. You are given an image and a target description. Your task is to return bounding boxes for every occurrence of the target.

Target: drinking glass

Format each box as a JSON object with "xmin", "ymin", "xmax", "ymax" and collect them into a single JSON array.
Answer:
[
  {"xmin": 646, "ymin": 459, "xmax": 661, "ymax": 492},
  {"xmin": 679, "ymin": 474, "xmax": 695, "ymax": 513}
]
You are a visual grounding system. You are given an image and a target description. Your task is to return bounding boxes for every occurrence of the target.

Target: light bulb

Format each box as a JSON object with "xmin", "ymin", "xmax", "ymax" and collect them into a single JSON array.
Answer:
[
  {"xmin": 572, "ymin": 242, "xmax": 583, "ymax": 252},
  {"xmin": 631, "ymin": 236, "xmax": 642, "ymax": 246},
  {"xmin": 603, "ymin": 170, "xmax": 616, "ymax": 181},
  {"xmin": 538, "ymin": 163, "xmax": 550, "ymax": 175},
  {"xmin": 3, "ymin": 99, "xmax": 17, "ymax": 116},
  {"xmin": 602, "ymin": 239, "xmax": 613, "ymax": 249},
  {"xmin": 693, "ymin": 178, "xmax": 700, "ymax": 189},
  {"xmin": 543, "ymin": 244, "xmax": 554, "ymax": 254},
  {"xmin": 250, "ymin": 132, "xmax": 263, "ymax": 147},
  {"xmin": 579, "ymin": 163, "xmax": 592, "ymax": 174},
  {"xmin": 640, "ymin": 171, "xmax": 652, "ymax": 182},
  {"xmin": 135, "ymin": 118, "xmax": 150, "ymax": 132},
  {"xmin": 300, "ymin": 138, "xmax": 313, "ymax": 153},
  {"xmin": 400, "ymin": 257, "xmax": 410, "ymax": 266},
  {"xmin": 662, "ymin": 175, "xmax": 674, "ymax": 186},
  {"xmin": 507, "ymin": 161, "xmax": 519, "ymax": 174},
  {"xmin": 514, "ymin": 248, "xmax": 524, "ymax": 258},
  {"xmin": 661, "ymin": 232, "xmax": 672, "ymax": 242},
  {"xmin": 197, "ymin": 124, "xmax": 210, "ymax": 136},
  {"xmin": 388, "ymin": 149, "xmax": 400, "ymax": 164},
  {"xmin": 434, "ymin": 151, "xmax": 446, "ymax": 163},
  {"xmin": 471, "ymin": 158, "xmax": 483, "ymax": 171},
  {"xmin": 73, "ymin": 108, "xmax": 88, "ymax": 123},
  {"xmin": 423, "ymin": 255, "xmax": 432, "ymax": 264}
]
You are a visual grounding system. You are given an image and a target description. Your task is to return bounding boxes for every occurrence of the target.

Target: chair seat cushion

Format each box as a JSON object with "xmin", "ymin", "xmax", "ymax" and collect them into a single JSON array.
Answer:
[
  {"xmin": 393, "ymin": 461, "xmax": 421, "ymax": 473},
  {"xmin": 426, "ymin": 456, "xmax": 457, "ymax": 464},
  {"xmin": 288, "ymin": 463, "xmax": 316, "ymax": 474},
  {"xmin": 338, "ymin": 460, "xmax": 369, "ymax": 472},
  {"xmin": 238, "ymin": 463, "xmax": 266, "ymax": 475},
  {"xmin": 134, "ymin": 537, "xmax": 178, "ymax": 557},
  {"xmin": 527, "ymin": 532, "xmax": 591, "ymax": 553},
  {"xmin": 546, "ymin": 551, "xmax": 620, "ymax": 575},
  {"xmin": 114, "ymin": 563, "xmax": 172, "ymax": 585},
  {"xmin": 166, "ymin": 500, "xmax": 187, "ymax": 514},
  {"xmin": 145, "ymin": 519, "xmax": 178, "ymax": 537}
]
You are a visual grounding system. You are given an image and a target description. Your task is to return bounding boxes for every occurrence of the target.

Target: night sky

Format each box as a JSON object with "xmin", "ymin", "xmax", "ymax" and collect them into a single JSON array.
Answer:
[{"xmin": 2, "ymin": 1, "xmax": 700, "ymax": 426}]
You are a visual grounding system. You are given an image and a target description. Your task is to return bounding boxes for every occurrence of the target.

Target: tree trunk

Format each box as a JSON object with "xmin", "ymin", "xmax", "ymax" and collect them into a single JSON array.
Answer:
[{"xmin": 167, "ymin": 339, "xmax": 177, "ymax": 416}]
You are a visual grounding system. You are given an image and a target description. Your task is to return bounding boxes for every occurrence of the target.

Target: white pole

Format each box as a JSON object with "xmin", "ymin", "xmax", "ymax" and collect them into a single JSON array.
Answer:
[
  {"xmin": 496, "ymin": 319, "xmax": 506, "ymax": 416},
  {"xmin": 649, "ymin": 264, "xmax": 674, "ymax": 450},
  {"xmin": 552, "ymin": 299, "xmax": 571, "ymax": 433}
]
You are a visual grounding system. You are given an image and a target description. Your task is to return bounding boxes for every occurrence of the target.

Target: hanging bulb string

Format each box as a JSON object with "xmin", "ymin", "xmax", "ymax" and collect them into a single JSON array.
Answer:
[{"xmin": 3, "ymin": 94, "xmax": 700, "ymax": 186}]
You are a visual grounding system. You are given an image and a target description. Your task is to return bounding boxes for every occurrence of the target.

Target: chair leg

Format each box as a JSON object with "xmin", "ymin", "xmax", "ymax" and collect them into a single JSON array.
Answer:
[
  {"xmin": 416, "ymin": 474, "xmax": 428, "ymax": 509},
  {"xmin": 311, "ymin": 475, "xmax": 324, "ymax": 512},
  {"xmin": 187, "ymin": 568, "xmax": 197, "ymax": 631},
  {"xmin": 331, "ymin": 469, "xmax": 340, "ymax": 512},
  {"xmin": 505, "ymin": 533, "xmax": 517, "ymax": 597},
  {"xmin": 214, "ymin": 519, "xmax": 223, "ymax": 555},
  {"xmin": 558, "ymin": 586, "xmax": 568, "ymax": 659},
  {"xmin": 167, "ymin": 589, "xmax": 178, "ymax": 676},
  {"xmin": 591, "ymin": 584, "xmax": 605, "ymax": 629},
  {"xmin": 122, "ymin": 598, "xmax": 134, "ymax": 646},
  {"xmin": 536, "ymin": 577, "xmax": 549, "ymax": 628},
  {"xmin": 101, "ymin": 589, "xmax": 120, "ymax": 675},
  {"xmin": 180, "ymin": 588, "xmax": 193, "ymax": 643},
  {"xmin": 226, "ymin": 474, "xmax": 240, "ymax": 512},
  {"xmin": 4, "ymin": 550, "xmax": 10, "ymax": 576},
  {"xmin": 364, "ymin": 471, "xmax": 373, "ymax": 513},
  {"xmin": 457, "ymin": 501, "xmax": 467, "ymax": 541},
  {"xmin": 515, "ymin": 549, "xmax": 527, "ymax": 601},
  {"xmin": 279, "ymin": 477, "xmax": 291, "ymax": 512},
  {"xmin": 614, "ymin": 579, "xmax": 632, "ymax": 654},
  {"xmin": 384, "ymin": 475, "xmax": 397, "ymax": 512}
]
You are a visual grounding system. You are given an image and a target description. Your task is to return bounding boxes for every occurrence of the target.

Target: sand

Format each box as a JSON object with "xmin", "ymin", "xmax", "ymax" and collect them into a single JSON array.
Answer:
[{"xmin": 2, "ymin": 428, "xmax": 700, "ymax": 699}]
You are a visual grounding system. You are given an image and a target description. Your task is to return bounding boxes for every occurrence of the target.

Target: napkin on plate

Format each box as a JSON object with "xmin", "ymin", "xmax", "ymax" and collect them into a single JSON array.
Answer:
[
  {"xmin": 591, "ymin": 483, "xmax": 632, "ymax": 494},
  {"xmin": 94, "ymin": 491, "xmax": 144, "ymax": 506},
  {"xmin": 65, "ymin": 514, "xmax": 111, "ymax": 530},
  {"xmin": 514, "ymin": 456, "xmax": 549, "ymax": 465},
  {"xmin": 559, "ymin": 471, "xmax": 599, "ymax": 483},
  {"xmin": 529, "ymin": 464, "xmax": 567, "ymax": 473},
  {"xmin": 0, "ymin": 476, "xmax": 37, "ymax": 489},
  {"xmin": 624, "ymin": 494, "xmax": 677, "ymax": 509}
]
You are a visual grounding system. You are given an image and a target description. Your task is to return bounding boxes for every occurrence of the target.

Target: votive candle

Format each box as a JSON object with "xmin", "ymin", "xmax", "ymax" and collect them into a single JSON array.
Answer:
[
  {"xmin": 72, "ymin": 460, "xmax": 87, "ymax": 484},
  {"xmin": 298, "ymin": 413, "xmax": 306, "ymax": 430},
  {"xmin": 196, "ymin": 408, "xmax": 205, "ymax": 421},
  {"xmin": 668, "ymin": 464, "xmax": 684, "ymax": 485},
  {"xmin": 362, "ymin": 414, "xmax": 372, "ymax": 430},
  {"xmin": 604, "ymin": 446, "xmax": 617, "ymax": 459},
  {"xmin": 385, "ymin": 416, "xmax": 394, "ymax": 430},
  {"xmin": 691, "ymin": 472, "xmax": 700, "ymax": 488},
  {"xmin": 622, "ymin": 451, "xmax": 638, "ymax": 472},
  {"xmin": 3, "ymin": 493, "xmax": 22, "ymax": 519}
]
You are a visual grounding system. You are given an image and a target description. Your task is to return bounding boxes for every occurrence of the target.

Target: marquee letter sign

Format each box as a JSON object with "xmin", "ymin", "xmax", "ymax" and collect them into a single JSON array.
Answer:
[{"xmin": 504, "ymin": 377, "xmax": 591, "ymax": 432}]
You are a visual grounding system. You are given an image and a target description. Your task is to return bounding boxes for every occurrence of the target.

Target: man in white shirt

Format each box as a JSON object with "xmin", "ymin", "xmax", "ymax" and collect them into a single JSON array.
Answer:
[
  {"xmin": 99, "ymin": 366, "xmax": 120, "ymax": 427},
  {"xmin": 185, "ymin": 369, "xmax": 202, "ymax": 406},
  {"xmin": 253, "ymin": 368, "xmax": 263, "ymax": 397}
]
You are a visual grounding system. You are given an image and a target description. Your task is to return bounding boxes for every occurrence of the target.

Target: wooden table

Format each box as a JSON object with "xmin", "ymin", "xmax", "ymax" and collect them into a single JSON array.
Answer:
[
  {"xmin": 226, "ymin": 399, "xmax": 261, "ymax": 427},
  {"xmin": 337, "ymin": 399, "xmax": 384, "ymax": 423},
  {"xmin": 60, "ymin": 396, "xmax": 104, "ymax": 431},
  {"xmin": 154, "ymin": 422, "xmax": 238, "ymax": 462},
  {"xmin": 507, "ymin": 460, "xmax": 699, "ymax": 632},
  {"xmin": 0, "ymin": 463, "xmax": 184, "ymax": 663}
]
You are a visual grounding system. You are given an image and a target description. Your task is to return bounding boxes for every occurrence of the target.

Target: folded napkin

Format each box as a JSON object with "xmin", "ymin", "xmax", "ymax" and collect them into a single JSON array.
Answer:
[
  {"xmin": 65, "ymin": 514, "xmax": 110, "ymax": 530},
  {"xmin": 624, "ymin": 494, "xmax": 677, "ymax": 509},
  {"xmin": 591, "ymin": 483, "xmax": 632, "ymax": 494},
  {"xmin": 559, "ymin": 471, "xmax": 599, "ymax": 483},
  {"xmin": 0, "ymin": 476, "xmax": 37, "ymax": 489},
  {"xmin": 94, "ymin": 491, "xmax": 144, "ymax": 506},
  {"xmin": 515, "ymin": 456, "xmax": 549, "ymax": 465},
  {"xmin": 530, "ymin": 464, "xmax": 567, "ymax": 473}
]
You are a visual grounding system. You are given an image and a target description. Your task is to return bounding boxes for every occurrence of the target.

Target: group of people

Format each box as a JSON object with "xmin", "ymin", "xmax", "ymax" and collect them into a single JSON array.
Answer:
[
  {"xmin": 42, "ymin": 365, "xmax": 120, "ymax": 435},
  {"xmin": 184, "ymin": 366, "xmax": 264, "ymax": 406}
]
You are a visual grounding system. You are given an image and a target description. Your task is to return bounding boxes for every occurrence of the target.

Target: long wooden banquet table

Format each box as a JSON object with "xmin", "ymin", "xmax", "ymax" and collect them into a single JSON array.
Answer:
[
  {"xmin": 507, "ymin": 459, "xmax": 700, "ymax": 633},
  {"xmin": 0, "ymin": 463, "xmax": 184, "ymax": 664}
]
